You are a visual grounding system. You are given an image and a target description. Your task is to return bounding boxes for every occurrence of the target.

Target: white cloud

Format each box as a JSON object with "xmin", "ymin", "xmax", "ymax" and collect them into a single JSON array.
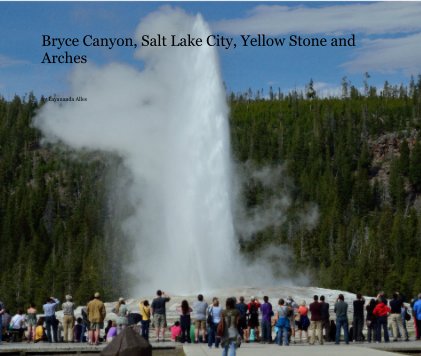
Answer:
[
  {"xmin": 286, "ymin": 82, "xmax": 343, "ymax": 98},
  {"xmin": 0, "ymin": 54, "xmax": 27, "ymax": 68},
  {"xmin": 343, "ymin": 32, "xmax": 421, "ymax": 75},
  {"xmin": 212, "ymin": 3, "xmax": 421, "ymax": 77},
  {"xmin": 313, "ymin": 82, "xmax": 343, "ymax": 98},
  {"xmin": 213, "ymin": 2, "xmax": 421, "ymax": 35}
]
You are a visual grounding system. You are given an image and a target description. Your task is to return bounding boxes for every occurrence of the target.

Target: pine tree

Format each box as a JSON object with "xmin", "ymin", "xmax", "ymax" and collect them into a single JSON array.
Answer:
[{"xmin": 409, "ymin": 140, "xmax": 421, "ymax": 191}]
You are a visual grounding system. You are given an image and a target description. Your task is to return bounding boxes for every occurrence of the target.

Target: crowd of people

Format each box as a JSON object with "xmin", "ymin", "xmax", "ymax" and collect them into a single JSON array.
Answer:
[
  {"xmin": 0, "ymin": 290, "xmax": 421, "ymax": 356},
  {"xmin": 0, "ymin": 293, "xmax": 105, "ymax": 345}
]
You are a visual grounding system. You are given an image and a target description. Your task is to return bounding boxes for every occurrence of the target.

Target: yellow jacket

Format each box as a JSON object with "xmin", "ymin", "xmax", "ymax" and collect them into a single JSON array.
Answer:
[
  {"xmin": 35, "ymin": 325, "xmax": 44, "ymax": 341},
  {"xmin": 87, "ymin": 298, "xmax": 106, "ymax": 323}
]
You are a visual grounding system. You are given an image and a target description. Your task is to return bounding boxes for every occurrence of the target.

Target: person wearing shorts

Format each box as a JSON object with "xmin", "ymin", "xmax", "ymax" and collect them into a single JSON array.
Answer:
[
  {"xmin": 235, "ymin": 297, "xmax": 248, "ymax": 339},
  {"xmin": 151, "ymin": 290, "xmax": 170, "ymax": 342},
  {"xmin": 193, "ymin": 294, "xmax": 208, "ymax": 343},
  {"xmin": 245, "ymin": 297, "xmax": 261, "ymax": 342},
  {"xmin": 154, "ymin": 314, "xmax": 166, "ymax": 329},
  {"xmin": 87, "ymin": 292, "xmax": 106, "ymax": 345},
  {"xmin": 297, "ymin": 300, "xmax": 310, "ymax": 343},
  {"xmin": 286, "ymin": 296, "xmax": 298, "ymax": 343}
]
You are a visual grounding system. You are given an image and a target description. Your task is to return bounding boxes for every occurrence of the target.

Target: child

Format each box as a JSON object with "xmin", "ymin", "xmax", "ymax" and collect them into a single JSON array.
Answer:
[
  {"xmin": 106, "ymin": 321, "xmax": 118, "ymax": 343},
  {"xmin": 74, "ymin": 318, "xmax": 83, "ymax": 342},
  {"xmin": 34, "ymin": 318, "xmax": 45, "ymax": 343},
  {"xmin": 170, "ymin": 321, "xmax": 181, "ymax": 342}
]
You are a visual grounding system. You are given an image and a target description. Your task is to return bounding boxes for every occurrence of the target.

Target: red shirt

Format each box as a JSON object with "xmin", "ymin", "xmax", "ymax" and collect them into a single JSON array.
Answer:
[
  {"xmin": 247, "ymin": 301, "xmax": 261, "ymax": 312},
  {"xmin": 373, "ymin": 302, "xmax": 390, "ymax": 317},
  {"xmin": 309, "ymin": 301, "xmax": 322, "ymax": 321}
]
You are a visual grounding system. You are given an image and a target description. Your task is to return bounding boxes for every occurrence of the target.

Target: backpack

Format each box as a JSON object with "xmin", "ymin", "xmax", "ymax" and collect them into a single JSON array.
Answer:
[{"xmin": 207, "ymin": 307, "xmax": 213, "ymax": 326}]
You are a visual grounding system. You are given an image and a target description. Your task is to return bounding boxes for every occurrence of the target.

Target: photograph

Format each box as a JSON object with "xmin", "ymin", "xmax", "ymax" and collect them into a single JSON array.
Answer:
[{"xmin": 0, "ymin": 1, "xmax": 420, "ymax": 355}]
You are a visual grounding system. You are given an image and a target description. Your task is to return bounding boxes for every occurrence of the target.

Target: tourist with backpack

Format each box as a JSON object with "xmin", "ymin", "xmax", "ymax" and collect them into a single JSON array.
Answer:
[
  {"xmin": 245, "ymin": 297, "xmax": 260, "ymax": 342},
  {"xmin": 286, "ymin": 296, "xmax": 298, "ymax": 344},
  {"xmin": 221, "ymin": 298, "xmax": 241, "ymax": 356}
]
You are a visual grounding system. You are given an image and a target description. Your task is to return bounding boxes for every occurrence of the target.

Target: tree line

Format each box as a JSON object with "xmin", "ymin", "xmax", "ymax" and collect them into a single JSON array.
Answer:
[
  {"xmin": 229, "ymin": 75, "xmax": 421, "ymax": 300},
  {"xmin": 0, "ymin": 75, "xmax": 421, "ymax": 310}
]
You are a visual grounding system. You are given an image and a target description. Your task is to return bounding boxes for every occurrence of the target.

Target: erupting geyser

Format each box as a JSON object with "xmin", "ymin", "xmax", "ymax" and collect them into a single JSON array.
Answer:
[{"xmin": 35, "ymin": 7, "xmax": 244, "ymax": 295}]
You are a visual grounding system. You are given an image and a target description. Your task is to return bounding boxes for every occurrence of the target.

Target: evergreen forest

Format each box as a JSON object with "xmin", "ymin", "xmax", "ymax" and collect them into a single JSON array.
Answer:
[{"xmin": 1, "ymin": 76, "xmax": 421, "ymax": 310}]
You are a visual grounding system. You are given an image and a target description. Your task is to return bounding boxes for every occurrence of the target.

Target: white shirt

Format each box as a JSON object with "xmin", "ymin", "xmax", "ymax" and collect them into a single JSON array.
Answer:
[{"xmin": 10, "ymin": 314, "xmax": 25, "ymax": 329}]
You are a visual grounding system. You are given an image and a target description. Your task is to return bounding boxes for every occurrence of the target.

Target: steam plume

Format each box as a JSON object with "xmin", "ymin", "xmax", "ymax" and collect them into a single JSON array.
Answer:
[{"xmin": 35, "ymin": 7, "xmax": 244, "ymax": 295}]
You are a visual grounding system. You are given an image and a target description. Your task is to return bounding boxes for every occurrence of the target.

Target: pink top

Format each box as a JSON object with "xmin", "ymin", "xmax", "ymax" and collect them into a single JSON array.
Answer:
[{"xmin": 170, "ymin": 325, "xmax": 181, "ymax": 340}]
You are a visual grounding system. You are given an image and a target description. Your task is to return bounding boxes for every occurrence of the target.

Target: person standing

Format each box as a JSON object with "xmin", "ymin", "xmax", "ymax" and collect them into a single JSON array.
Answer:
[
  {"xmin": 245, "ymin": 297, "xmax": 260, "ymax": 342},
  {"xmin": 274, "ymin": 298, "xmax": 290, "ymax": 346},
  {"xmin": 320, "ymin": 296, "xmax": 330, "ymax": 342},
  {"xmin": 114, "ymin": 298, "xmax": 129, "ymax": 333},
  {"xmin": 0, "ymin": 299, "xmax": 5, "ymax": 344},
  {"xmin": 260, "ymin": 296, "xmax": 273, "ymax": 343},
  {"xmin": 309, "ymin": 295, "xmax": 323, "ymax": 345},
  {"xmin": 87, "ymin": 292, "xmax": 106, "ymax": 345},
  {"xmin": 401, "ymin": 304, "xmax": 410, "ymax": 341},
  {"xmin": 81, "ymin": 297, "xmax": 92, "ymax": 343},
  {"xmin": 373, "ymin": 296, "xmax": 390, "ymax": 343},
  {"xmin": 207, "ymin": 297, "xmax": 222, "ymax": 348},
  {"xmin": 139, "ymin": 299, "xmax": 151, "ymax": 340},
  {"xmin": 221, "ymin": 297, "xmax": 240, "ymax": 356},
  {"xmin": 43, "ymin": 296, "xmax": 60, "ymax": 343},
  {"xmin": 366, "ymin": 298, "xmax": 377, "ymax": 343},
  {"xmin": 297, "ymin": 300, "xmax": 310, "ymax": 343},
  {"xmin": 285, "ymin": 296, "xmax": 298, "ymax": 344},
  {"xmin": 389, "ymin": 292, "xmax": 404, "ymax": 341},
  {"xmin": 334, "ymin": 294, "xmax": 349, "ymax": 344},
  {"xmin": 26, "ymin": 303, "xmax": 37, "ymax": 343},
  {"xmin": 151, "ymin": 290, "xmax": 171, "ymax": 342},
  {"xmin": 178, "ymin": 300, "xmax": 192, "ymax": 343},
  {"xmin": 353, "ymin": 293, "xmax": 365, "ymax": 342},
  {"xmin": 413, "ymin": 293, "xmax": 421, "ymax": 340},
  {"xmin": 193, "ymin": 294, "xmax": 208, "ymax": 343},
  {"xmin": 235, "ymin": 296, "xmax": 247, "ymax": 340},
  {"xmin": 62, "ymin": 295, "xmax": 76, "ymax": 342}
]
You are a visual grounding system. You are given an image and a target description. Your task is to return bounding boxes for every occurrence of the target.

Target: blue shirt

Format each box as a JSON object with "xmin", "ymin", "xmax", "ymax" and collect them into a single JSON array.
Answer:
[
  {"xmin": 414, "ymin": 299, "xmax": 421, "ymax": 320},
  {"xmin": 43, "ymin": 298, "xmax": 60, "ymax": 317}
]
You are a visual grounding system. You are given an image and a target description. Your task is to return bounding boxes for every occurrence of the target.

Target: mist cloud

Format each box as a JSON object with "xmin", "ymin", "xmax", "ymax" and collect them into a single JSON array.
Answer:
[
  {"xmin": 34, "ymin": 7, "xmax": 318, "ymax": 295},
  {"xmin": 35, "ymin": 7, "xmax": 241, "ymax": 295}
]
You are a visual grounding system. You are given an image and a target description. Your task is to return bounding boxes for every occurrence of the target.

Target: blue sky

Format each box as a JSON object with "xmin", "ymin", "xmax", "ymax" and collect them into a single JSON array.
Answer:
[{"xmin": 1, "ymin": 1, "xmax": 421, "ymax": 99}]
